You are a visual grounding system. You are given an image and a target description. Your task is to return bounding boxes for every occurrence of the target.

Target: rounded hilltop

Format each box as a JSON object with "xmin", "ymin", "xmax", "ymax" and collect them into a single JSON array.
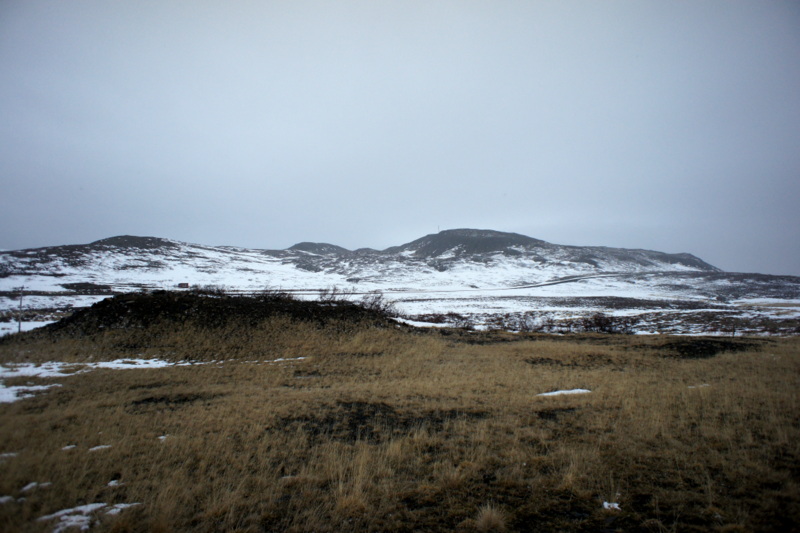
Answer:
[
  {"xmin": 90, "ymin": 236, "xmax": 178, "ymax": 250},
  {"xmin": 288, "ymin": 242, "xmax": 351, "ymax": 255},
  {"xmin": 384, "ymin": 228, "xmax": 550, "ymax": 257}
]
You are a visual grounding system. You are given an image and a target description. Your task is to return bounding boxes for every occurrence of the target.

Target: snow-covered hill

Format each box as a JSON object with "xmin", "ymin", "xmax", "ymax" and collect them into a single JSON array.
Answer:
[
  {"xmin": 1, "ymin": 229, "xmax": 798, "ymax": 335},
  {"xmin": 0, "ymin": 229, "xmax": 719, "ymax": 291}
]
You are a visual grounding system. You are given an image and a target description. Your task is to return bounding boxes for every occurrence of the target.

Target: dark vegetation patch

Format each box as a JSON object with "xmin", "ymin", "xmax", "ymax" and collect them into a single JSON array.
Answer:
[
  {"xmin": 435, "ymin": 327, "xmax": 522, "ymax": 345},
  {"xmin": 525, "ymin": 354, "xmax": 619, "ymax": 369},
  {"xmin": 271, "ymin": 401, "xmax": 487, "ymax": 444},
  {"xmin": 60, "ymin": 282, "xmax": 114, "ymax": 293},
  {"xmin": 575, "ymin": 296, "xmax": 724, "ymax": 310},
  {"xmin": 128, "ymin": 380, "xmax": 189, "ymax": 390},
  {"xmin": 655, "ymin": 338, "xmax": 764, "ymax": 359},
  {"xmin": 526, "ymin": 356, "xmax": 563, "ymax": 366},
  {"xmin": 534, "ymin": 407, "xmax": 577, "ymax": 421},
  {"xmin": 293, "ymin": 369, "xmax": 322, "ymax": 378},
  {"xmin": 333, "ymin": 351, "xmax": 385, "ymax": 358},
  {"xmin": 126, "ymin": 392, "xmax": 222, "ymax": 413}
]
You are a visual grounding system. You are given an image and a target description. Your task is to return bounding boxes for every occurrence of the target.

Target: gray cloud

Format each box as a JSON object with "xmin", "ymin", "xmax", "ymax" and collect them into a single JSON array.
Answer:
[{"xmin": 1, "ymin": 1, "xmax": 799, "ymax": 275}]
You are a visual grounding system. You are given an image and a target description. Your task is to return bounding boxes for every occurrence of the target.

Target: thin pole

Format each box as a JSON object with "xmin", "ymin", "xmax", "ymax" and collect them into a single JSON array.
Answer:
[{"xmin": 18, "ymin": 286, "xmax": 24, "ymax": 334}]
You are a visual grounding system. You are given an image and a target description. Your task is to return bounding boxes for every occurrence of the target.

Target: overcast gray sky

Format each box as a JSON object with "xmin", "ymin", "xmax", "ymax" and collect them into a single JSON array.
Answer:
[{"xmin": 1, "ymin": 1, "xmax": 799, "ymax": 275}]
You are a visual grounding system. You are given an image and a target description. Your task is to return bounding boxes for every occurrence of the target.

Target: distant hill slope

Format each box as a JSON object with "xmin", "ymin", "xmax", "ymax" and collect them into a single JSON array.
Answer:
[
  {"xmin": 0, "ymin": 229, "xmax": 719, "ymax": 292},
  {"xmin": 1, "ymin": 229, "xmax": 799, "ymax": 336},
  {"xmin": 383, "ymin": 229, "xmax": 719, "ymax": 271}
]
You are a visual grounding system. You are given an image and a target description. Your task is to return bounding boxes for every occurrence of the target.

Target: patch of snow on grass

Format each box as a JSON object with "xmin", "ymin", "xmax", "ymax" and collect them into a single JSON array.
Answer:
[
  {"xmin": 0, "ymin": 359, "xmax": 199, "ymax": 404},
  {"xmin": 37, "ymin": 501, "xmax": 142, "ymax": 532},
  {"xmin": 21, "ymin": 482, "xmax": 52, "ymax": 492},
  {"xmin": 603, "ymin": 502, "xmax": 621, "ymax": 510},
  {"xmin": 0, "ymin": 359, "xmax": 193, "ymax": 382},
  {"xmin": 92, "ymin": 358, "xmax": 190, "ymax": 370},
  {"xmin": 105, "ymin": 503, "xmax": 140, "ymax": 515},
  {"xmin": 38, "ymin": 503, "xmax": 108, "ymax": 533},
  {"xmin": 537, "ymin": 388, "xmax": 591, "ymax": 397},
  {"xmin": 88, "ymin": 445, "xmax": 111, "ymax": 452},
  {"xmin": 392, "ymin": 317, "xmax": 453, "ymax": 328},
  {"xmin": 0, "ymin": 383, "xmax": 62, "ymax": 403},
  {"xmin": 0, "ymin": 362, "xmax": 85, "ymax": 379}
]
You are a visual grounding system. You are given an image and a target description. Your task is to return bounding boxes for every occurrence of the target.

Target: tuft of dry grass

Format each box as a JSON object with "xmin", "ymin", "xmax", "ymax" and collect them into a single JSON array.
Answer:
[{"xmin": 475, "ymin": 502, "xmax": 508, "ymax": 531}]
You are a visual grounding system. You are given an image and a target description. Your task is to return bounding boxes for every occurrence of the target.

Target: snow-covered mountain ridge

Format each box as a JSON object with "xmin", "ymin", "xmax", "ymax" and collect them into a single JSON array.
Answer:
[
  {"xmin": 0, "ymin": 229, "xmax": 717, "ymax": 291},
  {"xmin": 1, "ymin": 229, "xmax": 798, "ymax": 335}
]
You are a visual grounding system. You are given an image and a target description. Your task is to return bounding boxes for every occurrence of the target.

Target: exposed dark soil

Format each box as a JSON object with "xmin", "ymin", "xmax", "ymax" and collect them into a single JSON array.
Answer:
[
  {"xmin": 534, "ymin": 407, "xmax": 577, "ymax": 421},
  {"xmin": 525, "ymin": 354, "xmax": 619, "ymax": 368},
  {"xmin": 126, "ymin": 392, "xmax": 223, "ymax": 414},
  {"xmin": 271, "ymin": 401, "xmax": 487, "ymax": 444}
]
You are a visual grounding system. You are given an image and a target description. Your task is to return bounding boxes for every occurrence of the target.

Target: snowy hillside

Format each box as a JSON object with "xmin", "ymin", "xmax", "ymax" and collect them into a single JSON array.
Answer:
[
  {"xmin": 0, "ymin": 229, "xmax": 719, "ymax": 292},
  {"xmin": 1, "ymin": 229, "xmax": 798, "ymax": 335}
]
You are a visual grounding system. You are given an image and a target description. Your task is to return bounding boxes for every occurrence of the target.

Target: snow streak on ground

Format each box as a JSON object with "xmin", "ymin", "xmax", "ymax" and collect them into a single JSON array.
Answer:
[
  {"xmin": 0, "ymin": 359, "xmax": 185, "ymax": 403},
  {"xmin": 37, "ymin": 502, "xmax": 141, "ymax": 533},
  {"xmin": 536, "ymin": 389, "xmax": 592, "ymax": 397},
  {"xmin": 0, "ymin": 358, "xmax": 307, "ymax": 403}
]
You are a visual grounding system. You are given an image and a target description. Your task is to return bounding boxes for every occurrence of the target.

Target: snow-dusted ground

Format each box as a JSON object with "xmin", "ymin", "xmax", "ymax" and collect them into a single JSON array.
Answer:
[
  {"xmin": 0, "ymin": 320, "xmax": 56, "ymax": 337},
  {"xmin": 35, "ymin": 502, "xmax": 142, "ymax": 533},
  {"xmin": 2, "ymin": 236, "xmax": 798, "ymax": 335},
  {"xmin": 0, "ymin": 359, "xmax": 187, "ymax": 403},
  {"xmin": 2, "ymin": 279, "xmax": 798, "ymax": 336},
  {"xmin": 0, "ymin": 358, "xmax": 307, "ymax": 403}
]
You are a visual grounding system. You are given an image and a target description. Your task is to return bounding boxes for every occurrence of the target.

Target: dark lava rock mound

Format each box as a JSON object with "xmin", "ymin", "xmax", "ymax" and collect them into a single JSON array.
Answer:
[{"xmin": 37, "ymin": 291, "xmax": 394, "ymax": 338}]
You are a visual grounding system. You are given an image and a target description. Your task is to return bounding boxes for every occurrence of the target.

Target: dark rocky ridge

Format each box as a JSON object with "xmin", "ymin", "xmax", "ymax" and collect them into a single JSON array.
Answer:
[{"xmin": 34, "ymin": 291, "xmax": 395, "ymax": 338}]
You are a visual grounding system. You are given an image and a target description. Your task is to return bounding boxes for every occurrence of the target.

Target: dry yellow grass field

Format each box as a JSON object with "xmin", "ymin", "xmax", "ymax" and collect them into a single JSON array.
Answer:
[{"xmin": 0, "ymin": 293, "xmax": 798, "ymax": 532}]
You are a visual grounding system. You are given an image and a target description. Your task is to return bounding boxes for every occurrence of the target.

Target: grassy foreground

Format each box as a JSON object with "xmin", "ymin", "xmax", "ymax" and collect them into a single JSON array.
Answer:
[{"xmin": 0, "ymin": 293, "xmax": 798, "ymax": 532}]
